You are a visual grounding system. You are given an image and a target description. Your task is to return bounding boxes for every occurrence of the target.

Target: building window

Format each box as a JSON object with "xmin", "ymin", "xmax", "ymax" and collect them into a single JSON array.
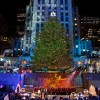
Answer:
[
  {"xmin": 42, "ymin": 12, "xmax": 45, "ymax": 16},
  {"xmin": 60, "ymin": 0, "xmax": 63, "ymax": 4},
  {"xmin": 37, "ymin": 17, "xmax": 40, "ymax": 21},
  {"xmin": 41, "ymin": 23, "xmax": 43, "ymax": 27},
  {"xmin": 49, "ymin": 11, "xmax": 51, "ymax": 16},
  {"xmin": 38, "ymin": 0, "xmax": 40, "ymax": 4},
  {"xmin": 36, "ymin": 23, "xmax": 39, "ymax": 33},
  {"xmin": 61, "ymin": 12, "xmax": 63, "ymax": 21},
  {"xmin": 37, "ymin": 6, "xmax": 40, "ymax": 10},
  {"xmin": 61, "ymin": 7, "xmax": 63, "ymax": 10},
  {"xmin": 49, "ymin": 6, "xmax": 51, "ymax": 10},
  {"xmin": 65, "ymin": 0, "xmax": 68, "ymax": 5},
  {"xmin": 42, "ymin": 6, "xmax": 45, "ymax": 10},
  {"xmin": 54, "ymin": 6, "xmax": 57, "ymax": 10},
  {"xmin": 42, "ymin": 0, "xmax": 45, "ymax": 4},
  {"xmin": 65, "ymin": 6, "xmax": 68, "ymax": 10},
  {"xmin": 54, "ymin": 0, "xmax": 57, "ymax": 4},
  {"xmin": 66, "ymin": 17, "xmax": 68, "ymax": 21},
  {"xmin": 65, "ymin": 12, "xmax": 68, "ymax": 16},
  {"xmin": 61, "ymin": 16, "xmax": 63, "ymax": 21},
  {"xmin": 66, "ymin": 24, "xmax": 68, "ymax": 28},
  {"xmin": 36, "ymin": 23, "xmax": 39, "ymax": 28},
  {"xmin": 42, "ymin": 18, "xmax": 44, "ymax": 21},
  {"xmin": 26, "ymin": 40, "xmax": 28, "ymax": 44},
  {"xmin": 76, "ymin": 45, "xmax": 78, "ymax": 48},
  {"xmin": 49, "ymin": 0, "xmax": 51, "ymax": 4},
  {"xmin": 37, "ymin": 12, "xmax": 40, "ymax": 15},
  {"xmin": 61, "ymin": 12, "xmax": 63, "ymax": 15}
]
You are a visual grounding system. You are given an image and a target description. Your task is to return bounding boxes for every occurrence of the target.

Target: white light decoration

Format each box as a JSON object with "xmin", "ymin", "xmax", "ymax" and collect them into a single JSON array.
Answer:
[
  {"xmin": 76, "ymin": 45, "xmax": 78, "ymax": 48},
  {"xmin": 75, "ymin": 23, "xmax": 77, "ymax": 26},
  {"xmin": 83, "ymin": 49, "xmax": 86, "ymax": 51},
  {"xmin": 0, "ymin": 58, "xmax": 3, "ymax": 61},
  {"xmin": 74, "ymin": 18, "xmax": 77, "ymax": 20},
  {"xmin": 50, "ymin": 12, "xmax": 56, "ymax": 17}
]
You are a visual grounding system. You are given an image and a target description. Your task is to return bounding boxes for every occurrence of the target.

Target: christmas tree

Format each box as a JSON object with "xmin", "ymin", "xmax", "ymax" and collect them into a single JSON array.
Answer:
[{"xmin": 32, "ymin": 18, "xmax": 72, "ymax": 71}]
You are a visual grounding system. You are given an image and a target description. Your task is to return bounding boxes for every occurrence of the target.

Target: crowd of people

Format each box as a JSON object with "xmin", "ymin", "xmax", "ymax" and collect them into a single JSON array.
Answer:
[
  {"xmin": 33, "ymin": 87, "xmax": 76, "ymax": 95},
  {"xmin": 1, "ymin": 86, "xmax": 100, "ymax": 100}
]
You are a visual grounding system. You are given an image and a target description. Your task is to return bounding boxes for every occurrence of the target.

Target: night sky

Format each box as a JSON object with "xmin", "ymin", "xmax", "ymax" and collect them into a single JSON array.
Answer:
[
  {"xmin": 0, "ymin": 0, "xmax": 100, "ymax": 35},
  {"xmin": 76, "ymin": 0, "xmax": 100, "ymax": 17},
  {"xmin": 0, "ymin": 0, "xmax": 29, "ymax": 34}
]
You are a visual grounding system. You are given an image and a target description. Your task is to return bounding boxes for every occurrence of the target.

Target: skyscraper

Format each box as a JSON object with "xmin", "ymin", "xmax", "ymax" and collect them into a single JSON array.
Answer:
[
  {"xmin": 16, "ymin": 8, "xmax": 26, "ymax": 36},
  {"xmin": 80, "ymin": 17, "xmax": 100, "ymax": 48},
  {"xmin": 21, "ymin": 0, "xmax": 80, "ymax": 59},
  {"xmin": 13, "ymin": 1, "xmax": 28, "ymax": 57},
  {"xmin": 80, "ymin": 16, "xmax": 100, "ymax": 57},
  {"xmin": 0, "ymin": 14, "xmax": 13, "ymax": 55}
]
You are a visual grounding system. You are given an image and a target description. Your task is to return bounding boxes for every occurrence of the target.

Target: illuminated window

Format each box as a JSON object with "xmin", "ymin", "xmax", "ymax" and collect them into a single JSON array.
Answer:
[
  {"xmin": 74, "ymin": 18, "xmax": 77, "ymax": 20},
  {"xmin": 83, "ymin": 49, "xmax": 86, "ymax": 51},
  {"xmin": 76, "ymin": 45, "xmax": 78, "ymax": 48},
  {"xmin": 75, "ymin": 23, "xmax": 77, "ymax": 26}
]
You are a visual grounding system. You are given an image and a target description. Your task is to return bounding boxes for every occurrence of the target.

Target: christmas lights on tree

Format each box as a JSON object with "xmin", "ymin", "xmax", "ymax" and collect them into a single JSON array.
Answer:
[{"xmin": 32, "ymin": 18, "xmax": 72, "ymax": 71}]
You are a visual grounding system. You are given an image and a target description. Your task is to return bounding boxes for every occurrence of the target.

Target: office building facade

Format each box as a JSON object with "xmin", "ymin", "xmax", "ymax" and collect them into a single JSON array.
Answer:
[
  {"xmin": 80, "ymin": 17, "xmax": 100, "ymax": 49},
  {"xmin": 0, "ymin": 14, "xmax": 13, "ymax": 55},
  {"xmin": 16, "ymin": 9, "xmax": 26, "ymax": 36},
  {"xmin": 21, "ymin": 0, "xmax": 81, "ymax": 59},
  {"xmin": 80, "ymin": 17, "xmax": 100, "ymax": 57}
]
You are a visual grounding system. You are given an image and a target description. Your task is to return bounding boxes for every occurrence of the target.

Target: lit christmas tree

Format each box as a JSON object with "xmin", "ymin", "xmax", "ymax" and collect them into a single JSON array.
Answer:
[{"xmin": 32, "ymin": 18, "xmax": 72, "ymax": 71}]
